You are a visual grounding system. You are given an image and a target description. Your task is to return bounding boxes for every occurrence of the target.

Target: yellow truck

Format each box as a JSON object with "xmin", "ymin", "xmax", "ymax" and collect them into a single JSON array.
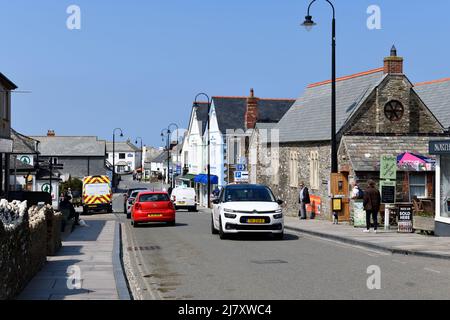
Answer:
[{"xmin": 82, "ymin": 175, "xmax": 113, "ymax": 214}]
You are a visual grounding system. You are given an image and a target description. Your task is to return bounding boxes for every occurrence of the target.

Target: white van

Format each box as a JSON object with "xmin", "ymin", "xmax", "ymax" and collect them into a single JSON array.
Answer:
[{"xmin": 171, "ymin": 187, "xmax": 197, "ymax": 212}]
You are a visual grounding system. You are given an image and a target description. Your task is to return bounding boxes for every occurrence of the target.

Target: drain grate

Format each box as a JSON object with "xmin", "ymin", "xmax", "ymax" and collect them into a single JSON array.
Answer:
[
  {"xmin": 128, "ymin": 246, "xmax": 161, "ymax": 251},
  {"xmin": 251, "ymin": 259, "xmax": 288, "ymax": 265}
]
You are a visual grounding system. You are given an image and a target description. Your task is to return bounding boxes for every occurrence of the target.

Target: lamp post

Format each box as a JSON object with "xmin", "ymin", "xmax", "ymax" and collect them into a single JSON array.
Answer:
[
  {"xmin": 193, "ymin": 93, "xmax": 211, "ymax": 208},
  {"xmin": 135, "ymin": 137, "xmax": 143, "ymax": 179},
  {"xmin": 112, "ymin": 128, "xmax": 124, "ymax": 190},
  {"xmin": 302, "ymin": 0, "xmax": 338, "ymax": 174},
  {"xmin": 161, "ymin": 128, "xmax": 171, "ymax": 186},
  {"xmin": 168, "ymin": 123, "xmax": 179, "ymax": 187}
]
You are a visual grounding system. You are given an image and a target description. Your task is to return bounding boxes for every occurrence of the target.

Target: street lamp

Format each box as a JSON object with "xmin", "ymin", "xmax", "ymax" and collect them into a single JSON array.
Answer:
[
  {"xmin": 135, "ymin": 137, "xmax": 143, "ymax": 177},
  {"xmin": 168, "ymin": 123, "xmax": 179, "ymax": 187},
  {"xmin": 301, "ymin": 0, "xmax": 338, "ymax": 174},
  {"xmin": 161, "ymin": 128, "xmax": 171, "ymax": 186},
  {"xmin": 193, "ymin": 93, "xmax": 212, "ymax": 208},
  {"xmin": 112, "ymin": 128, "xmax": 124, "ymax": 189}
]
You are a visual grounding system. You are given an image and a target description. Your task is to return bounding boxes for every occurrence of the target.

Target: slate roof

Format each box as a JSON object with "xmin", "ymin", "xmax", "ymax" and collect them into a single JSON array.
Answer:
[
  {"xmin": 341, "ymin": 135, "xmax": 450, "ymax": 172},
  {"xmin": 212, "ymin": 97, "xmax": 295, "ymax": 134},
  {"xmin": 151, "ymin": 152, "xmax": 167, "ymax": 164},
  {"xmin": 11, "ymin": 129, "xmax": 39, "ymax": 154},
  {"xmin": 194, "ymin": 102, "xmax": 210, "ymax": 135},
  {"xmin": 414, "ymin": 78, "xmax": 450, "ymax": 129},
  {"xmin": 31, "ymin": 136, "xmax": 106, "ymax": 157},
  {"xmin": 106, "ymin": 141, "xmax": 140, "ymax": 153},
  {"xmin": 0, "ymin": 72, "xmax": 18, "ymax": 90},
  {"xmin": 277, "ymin": 68, "xmax": 386, "ymax": 143}
]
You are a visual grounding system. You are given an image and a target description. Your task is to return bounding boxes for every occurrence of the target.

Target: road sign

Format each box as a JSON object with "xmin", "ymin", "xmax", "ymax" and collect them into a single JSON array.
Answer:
[
  {"xmin": 41, "ymin": 183, "xmax": 52, "ymax": 193},
  {"xmin": 234, "ymin": 171, "xmax": 249, "ymax": 183},
  {"xmin": 380, "ymin": 155, "xmax": 397, "ymax": 180},
  {"xmin": 236, "ymin": 164, "xmax": 246, "ymax": 171}
]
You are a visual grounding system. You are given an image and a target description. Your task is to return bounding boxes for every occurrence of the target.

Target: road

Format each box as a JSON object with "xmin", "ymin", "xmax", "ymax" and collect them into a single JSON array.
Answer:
[{"xmin": 104, "ymin": 182, "xmax": 450, "ymax": 300}]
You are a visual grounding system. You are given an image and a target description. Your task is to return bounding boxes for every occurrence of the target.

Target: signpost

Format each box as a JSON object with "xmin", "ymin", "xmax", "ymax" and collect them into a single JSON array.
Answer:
[{"xmin": 380, "ymin": 155, "xmax": 397, "ymax": 230}]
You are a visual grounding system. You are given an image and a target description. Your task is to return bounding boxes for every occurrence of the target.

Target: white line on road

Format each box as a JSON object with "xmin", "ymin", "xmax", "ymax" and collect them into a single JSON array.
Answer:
[{"xmin": 424, "ymin": 267, "xmax": 441, "ymax": 274}]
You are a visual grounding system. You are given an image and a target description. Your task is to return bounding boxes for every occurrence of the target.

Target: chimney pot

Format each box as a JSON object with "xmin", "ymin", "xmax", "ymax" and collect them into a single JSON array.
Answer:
[
  {"xmin": 47, "ymin": 130, "xmax": 55, "ymax": 137},
  {"xmin": 384, "ymin": 45, "xmax": 403, "ymax": 75}
]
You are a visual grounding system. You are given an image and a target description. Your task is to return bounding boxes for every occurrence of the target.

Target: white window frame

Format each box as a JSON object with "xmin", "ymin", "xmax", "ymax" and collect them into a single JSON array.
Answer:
[
  {"xmin": 289, "ymin": 151, "xmax": 299, "ymax": 188},
  {"xmin": 310, "ymin": 150, "xmax": 320, "ymax": 190},
  {"xmin": 409, "ymin": 172, "xmax": 427, "ymax": 201}
]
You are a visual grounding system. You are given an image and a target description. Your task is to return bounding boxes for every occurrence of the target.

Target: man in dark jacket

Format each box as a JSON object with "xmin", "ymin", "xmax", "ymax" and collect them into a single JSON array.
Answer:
[
  {"xmin": 299, "ymin": 182, "xmax": 311, "ymax": 220},
  {"xmin": 363, "ymin": 180, "xmax": 381, "ymax": 233}
]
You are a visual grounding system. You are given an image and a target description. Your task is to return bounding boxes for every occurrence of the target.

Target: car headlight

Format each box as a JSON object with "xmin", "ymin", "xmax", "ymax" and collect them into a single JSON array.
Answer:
[
  {"xmin": 274, "ymin": 209, "xmax": 283, "ymax": 219},
  {"xmin": 224, "ymin": 208, "xmax": 235, "ymax": 213},
  {"xmin": 224, "ymin": 213, "xmax": 237, "ymax": 219}
]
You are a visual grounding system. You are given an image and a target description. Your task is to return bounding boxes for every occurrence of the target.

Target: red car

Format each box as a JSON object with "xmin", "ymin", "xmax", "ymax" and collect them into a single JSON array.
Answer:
[{"xmin": 131, "ymin": 192, "xmax": 176, "ymax": 228}]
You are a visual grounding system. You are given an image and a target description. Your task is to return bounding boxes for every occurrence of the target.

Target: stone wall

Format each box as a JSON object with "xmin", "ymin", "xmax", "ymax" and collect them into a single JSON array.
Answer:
[
  {"xmin": 254, "ymin": 141, "xmax": 332, "ymax": 220},
  {"xmin": 0, "ymin": 203, "xmax": 62, "ymax": 300}
]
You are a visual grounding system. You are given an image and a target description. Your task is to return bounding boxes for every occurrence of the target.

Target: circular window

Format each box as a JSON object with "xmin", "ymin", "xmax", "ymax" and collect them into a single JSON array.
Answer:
[{"xmin": 384, "ymin": 100, "xmax": 404, "ymax": 122}]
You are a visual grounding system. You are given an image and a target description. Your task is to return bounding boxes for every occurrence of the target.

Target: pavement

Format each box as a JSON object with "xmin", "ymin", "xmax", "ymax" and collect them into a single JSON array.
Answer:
[
  {"xmin": 18, "ymin": 214, "xmax": 130, "ymax": 300},
  {"xmin": 284, "ymin": 217, "xmax": 450, "ymax": 260}
]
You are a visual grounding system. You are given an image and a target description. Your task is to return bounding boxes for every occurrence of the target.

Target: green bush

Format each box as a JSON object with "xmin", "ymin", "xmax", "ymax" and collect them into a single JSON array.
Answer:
[{"xmin": 60, "ymin": 177, "xmax": 83, "ymax": 195}]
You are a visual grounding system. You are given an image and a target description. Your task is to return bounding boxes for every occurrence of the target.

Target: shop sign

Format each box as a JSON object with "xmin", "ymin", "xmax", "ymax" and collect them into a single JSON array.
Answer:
[
  {"xmin": 429, "ymin": 141, "xmax": 450, "ymax": 155},
  {"xmin": 380, "ymin": 155, "xmax": 397, "ymax": 180},
  {"xmin": 380, "ymin": 180, "xmax": 396, "ymax": 204},
  {"xmin": 398, "ymin": 205, "xmax": 413, "ymax": 233}
]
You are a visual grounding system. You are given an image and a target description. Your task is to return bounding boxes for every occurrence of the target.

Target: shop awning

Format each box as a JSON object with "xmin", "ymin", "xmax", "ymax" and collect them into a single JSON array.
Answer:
[
  {"xmin": 177, "ymin": 174, "xmax": 196, "ymax": 182},
  {"xmin": 194, "ymin": 174, "xmax": 219, "ymax": 185},
  {"xmin": 397, "ymin": 152, "xmax": 436, "ymax": 171}
]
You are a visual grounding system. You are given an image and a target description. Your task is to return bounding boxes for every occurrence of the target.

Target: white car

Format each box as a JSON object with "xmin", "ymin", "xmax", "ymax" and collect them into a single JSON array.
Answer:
[
  {"xmin": 211, "ymin": 184, "xmax": 285, "ymax": 240},
  {"xmin": 126, "ymin": 190, "xmax": 146, "ymax": 218},
  {"xmin": 171, "ymin": 187, "xmax": 197, "ymax": 212}
]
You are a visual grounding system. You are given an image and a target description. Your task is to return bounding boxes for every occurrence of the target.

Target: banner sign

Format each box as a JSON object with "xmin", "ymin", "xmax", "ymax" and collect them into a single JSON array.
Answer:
[
  {"xmin": 380, "ymin": 155, "xmax": 397, "ymax": 180},
  {"xmin": 398, "ymin": 205, "xmax": 413, "ymax": 233}
]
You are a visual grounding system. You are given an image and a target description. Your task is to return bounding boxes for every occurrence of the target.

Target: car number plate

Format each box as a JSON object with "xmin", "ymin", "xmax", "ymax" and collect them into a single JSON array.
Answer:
[
  {"xmin": 177, "ymin": 201, "xmax": 186, "ymax": 205},
  {"xmin": 247, "ymin": 219, "xmax": 265, "ymax": 224},
  {"xmin": 148, "ymin": 214, "xmax": 163, "ymax": 217}
]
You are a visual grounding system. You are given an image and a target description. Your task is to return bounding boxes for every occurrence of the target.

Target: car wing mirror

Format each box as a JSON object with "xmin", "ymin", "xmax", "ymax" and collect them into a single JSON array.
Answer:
[
  {"xmin": 212, "ymin": 199, "xmax": 220, "ymax": 205},
  {"xmin": 277, "ymin": 199, "xmax": 284, "ymax": 205}
]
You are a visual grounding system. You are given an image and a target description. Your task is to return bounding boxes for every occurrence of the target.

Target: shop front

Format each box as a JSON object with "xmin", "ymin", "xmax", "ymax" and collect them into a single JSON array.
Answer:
[
  {"xmin": 194, "ymin": 174, "xmax": 218, "ymax": 208},
  {"xmin": 430, "ymin": 140, "xmax": 450, "ymax": 236}
]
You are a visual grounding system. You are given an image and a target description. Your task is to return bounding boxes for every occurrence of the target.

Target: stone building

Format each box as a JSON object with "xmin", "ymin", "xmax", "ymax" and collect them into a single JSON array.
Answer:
[
  {"xmin": 251, "ymin": 47, "xmax": 450, "ymax": 220},
  {"xmin": 31, "ymin": 130, "xmax": 107, "ymax": 180}
]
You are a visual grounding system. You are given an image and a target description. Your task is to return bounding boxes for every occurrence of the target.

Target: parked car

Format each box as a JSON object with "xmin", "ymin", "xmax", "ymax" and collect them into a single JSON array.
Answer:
[
  {"xmin": 126, "ymin": 190, "xmax": 145, "ymax": 219},
  {"xmin": 131, "ymin": 192, "xmax": 176, "ymax": 228},
  {"xmin": 211, "ymin": 184, "xmax": 284, "ymax": 240},
  {"xmin": 123, "ymin": 188, "xmax": 147, "ymax": 213},
  {"xmin": 171, "ymin": 187, "xmax": 197, "ymax": 212}
]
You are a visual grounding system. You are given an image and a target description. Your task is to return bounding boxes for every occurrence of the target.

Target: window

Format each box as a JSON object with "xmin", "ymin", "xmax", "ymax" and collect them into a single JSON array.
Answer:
[
  {"xmin": 0, "ymin": 92, "xmax": 6, "ymax": 121},
  {"xmin": 289, "ymin": 151, "xmax": 299, "ymax": 187},
  {"xmin": 119, "ymin": 153, "xmax": 126, "ymax": 159},
  {"xmin": 139, "ymin": 193, "xmax": 170, "ymax": 202},
  {"xmin": 224, "ymin": 186, "xmax": 276, "ymax": 203},
  {"xmin": 310, "ymin": 151, "xmax": 320, "ymax": 190},
  {"xmin": 271, "ymin": 150, "xmax": 279, "ymax": 185},
  {"xmin": 410, "ymin": 173, "xmax": 426, "ymax": 200}
]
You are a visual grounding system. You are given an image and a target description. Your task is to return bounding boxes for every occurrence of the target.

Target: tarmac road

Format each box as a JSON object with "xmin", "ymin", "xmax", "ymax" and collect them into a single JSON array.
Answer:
[{"xmin": 113, "ymin": 194, "xmax": 450, "ymax": 300}]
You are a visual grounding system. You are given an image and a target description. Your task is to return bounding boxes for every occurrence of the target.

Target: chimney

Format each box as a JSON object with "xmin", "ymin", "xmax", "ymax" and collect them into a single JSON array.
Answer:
[
  {"xmin": 47, "ymin": 130, "xmax": 55, "ymax": 137},
  {"xmin": 245, "ymin": 88, "xmax": 259, "ymax": 129},
  {"xmin": 384, "ymin": 45, "xmax": 403, "ymax": 74}
]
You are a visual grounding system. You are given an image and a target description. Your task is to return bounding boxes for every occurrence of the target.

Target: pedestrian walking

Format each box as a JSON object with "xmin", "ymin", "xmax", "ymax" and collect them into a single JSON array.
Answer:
[
  {"xmin": 298, "ymin": 182, "xmax": 310, "ymax": 220},
  {"xmin": 363, "ymin": 180, "xmax": 381, "ymax": 233}
]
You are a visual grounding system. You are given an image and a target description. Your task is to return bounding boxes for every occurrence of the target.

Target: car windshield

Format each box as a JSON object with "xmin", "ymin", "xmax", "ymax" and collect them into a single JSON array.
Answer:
[
  {"xmin": 128, "ymin": 188, "xmax": 146, "ymax": 196},
  {"xmin": 130, "ymin": 191, "xmax": 141, "ymax": 198},
  {"xmin": 224, "ymin": 186, "xmax": 276, "ymax": 202},
  {"xmin": 139, "ymin": 194, "xmax": 169, "ymax": 202}
]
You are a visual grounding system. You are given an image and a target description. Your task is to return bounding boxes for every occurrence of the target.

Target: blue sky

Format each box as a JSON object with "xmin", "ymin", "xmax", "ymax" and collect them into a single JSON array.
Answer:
[{"xmin": 1, "ymin": 0, "xmax": 450, "ymax": 147}]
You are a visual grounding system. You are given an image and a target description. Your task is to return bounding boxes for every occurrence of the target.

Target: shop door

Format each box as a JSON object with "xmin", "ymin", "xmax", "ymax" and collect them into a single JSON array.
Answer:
[{"xmin": 331, "ymin": 173, "xmax": 350, "ymax": 221}]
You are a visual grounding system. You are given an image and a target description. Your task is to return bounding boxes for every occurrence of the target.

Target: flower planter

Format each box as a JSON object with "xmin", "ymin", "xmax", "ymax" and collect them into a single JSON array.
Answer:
[{"xmin": 413, "ymin": 215, "xmax": 435, "ymax": 232}]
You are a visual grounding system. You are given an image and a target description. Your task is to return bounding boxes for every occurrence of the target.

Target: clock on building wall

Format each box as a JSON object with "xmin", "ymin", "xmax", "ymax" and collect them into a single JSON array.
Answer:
[{"xmin": 384, "ymin": 100, "xmax": 404, "ymax": 122}]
